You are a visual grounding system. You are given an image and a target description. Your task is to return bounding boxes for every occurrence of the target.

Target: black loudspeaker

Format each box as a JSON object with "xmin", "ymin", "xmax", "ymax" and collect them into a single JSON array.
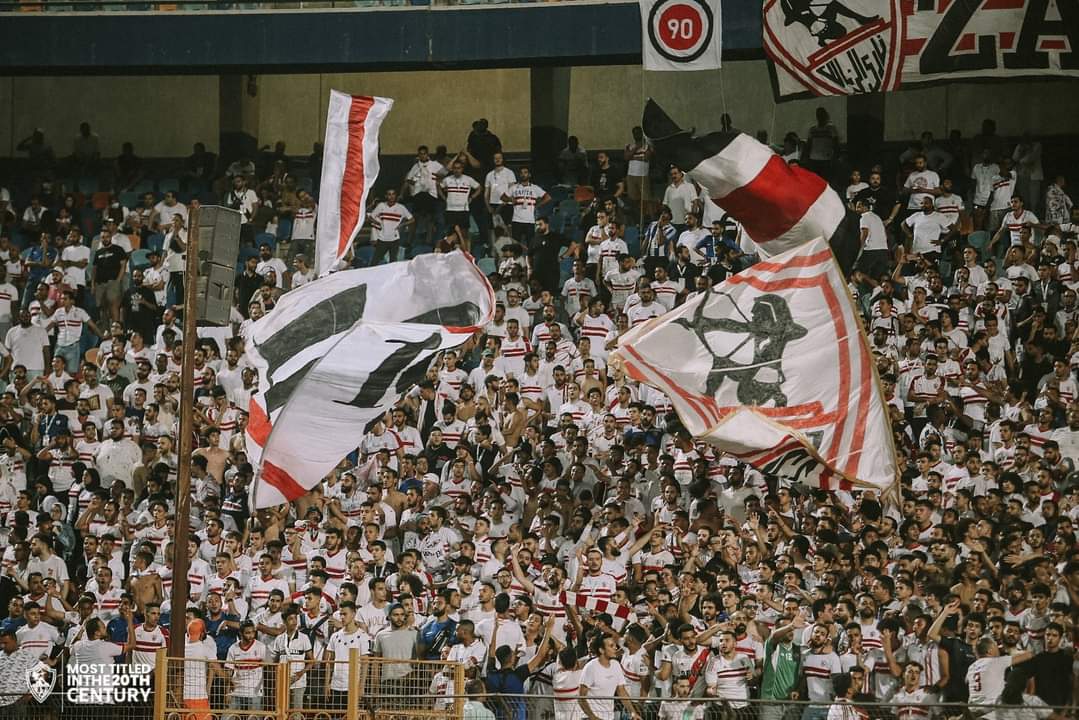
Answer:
[{"xmin": 195, "ymin": 206, "xmax": 242, "ymax": 326}]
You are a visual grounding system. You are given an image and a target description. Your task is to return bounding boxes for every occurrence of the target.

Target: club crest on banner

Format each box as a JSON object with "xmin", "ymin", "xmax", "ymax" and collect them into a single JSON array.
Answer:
[
  {"xmin": 673, "ymin": 291, "xmax": 807, "ymax": 407},
  {"xmin": 763, "ymin": 0, "xmax": 904, "ymax": 96},
  {"xmin": 27, "ymin": 661, "xmax": 56, "ymax": 703}
]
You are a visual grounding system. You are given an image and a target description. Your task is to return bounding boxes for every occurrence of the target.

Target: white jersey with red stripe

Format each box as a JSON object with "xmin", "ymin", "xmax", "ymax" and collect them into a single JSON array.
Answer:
[
  {"xmin": 499, "ymin": 336, "xmax": 531, "ymax": 378},
  {"xmin": 893, "ymin": 687, "xmax": 932, "ymax": 720},
  {"xmin": 226, "ymin": 639, "xmax": 268, "ymax": 697},
  {"xmin": 577, "ymin": 572, "xmax": 617, "ymax": 603},
  {"xmin": 133, "ymin": 623, "xmax": 169, "ymax": 669},
  {"xmin": 705, "ymin": 653, "xmax": 753, "ymax": 707},
  {"xmin": 803, "ymin": 651, "xmax": 843, "ymax": 701},
  {"xmin": 248, "ymin": 574, "xmax": 291, "ymax": 612},
  {"xmin": 577, "ymin": 313, "xmax": 615, "ymax": 359},
  {"xmin": 370, "ymin": 201, "xmax": 413, "ymax": 243},
  {"xmin": 621, "ymin": 646, "xmax": 651, "ymax": 698},
  {"xmin": 552, "ymin": 667, "xmax": 582, "ymax": 719},
  {"xmin": 16, "ymin": 622, "xmax": 59, "ymax": 658},
  {"xmin": 433, "ymin": 418, "xmax": 465, "ymax": 448}
]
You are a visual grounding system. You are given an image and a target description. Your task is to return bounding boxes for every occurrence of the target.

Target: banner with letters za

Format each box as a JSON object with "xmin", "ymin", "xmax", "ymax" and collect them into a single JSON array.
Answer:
[
  {"xmin": 612, "ymin": 237, "xmax": 896, "ymax": 492},
  {"xmin": 763, "ymin": 0, "xmax": 1079, "ymax": 98}
]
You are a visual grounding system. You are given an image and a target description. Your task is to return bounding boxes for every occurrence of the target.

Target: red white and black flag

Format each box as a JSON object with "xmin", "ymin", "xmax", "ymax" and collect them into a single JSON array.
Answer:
[
  {"xmin": 641, "ymin": 99, "xmax": 860, "ymax": 274},
  {"xmin": 246, "ymin": 252, "xmax": 494, "ymax": 509},
  {"xmin": 612, "ymin": 237, "xmax": 896, "ymax": 493}
]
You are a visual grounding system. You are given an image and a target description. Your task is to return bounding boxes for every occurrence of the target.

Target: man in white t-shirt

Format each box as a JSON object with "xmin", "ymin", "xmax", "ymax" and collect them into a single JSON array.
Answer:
[
  {"xmin": 6, "ymin": 309, "xmax": 49, "ymax": 382},
  {"xmin": 904, "ymin": 155, "xmax": 940, "ymax": 210},
  {"xmin": 503, "ymin": 166, "xmax": 550, "ymax": 247},
  {"xmin": 68, "ymin": 613, "xmax": 134, "ymax": 691},
  {"xmin": 255, "ymin": 242, "xmax": 289, "ymax": 290},
  {"xmin": 854, "ymin": 199, "xmax": 889, "ymax": 283},
  {"xmin": 225, "ymin": 175, "xmax": 260, "ymax": 245},
  {"xmin": 999, "ymin": 194, "xmax": 1044, "ymax": 247},
  {"xmin": 485, "ymin": 152, "xmax": 517, "ymax": 231},
  {"xmin": 60, "ymin": 228, "xmax": 91, "ymax": 300},
  {"xmin": 903, "ymin": 197, "xmax": 953, "ymax": 258},
  {"xmin": 404, "ymin": 145, "xmax": 447, "ymax": 251},
  {"xmin": 579, "ymin": 636, "xmax": 640, "ymax": 720},
  {"xmin": 934, "ymin": 178, "xmax": 965, "ymax": 229},
  {"xmin": 370, "ymin": 189, "xmax": 414, "ymax": 266},
  {"xmin": 966, "ymin": 637, "xmax": 1033, "ymax": 720},
  {"xmin": 663, "ymin": 166, "xmax": 699, "ymax": 231},
  {"xmin": 441, "ymin": 160, "xmax": 481, "ymax": 253}
]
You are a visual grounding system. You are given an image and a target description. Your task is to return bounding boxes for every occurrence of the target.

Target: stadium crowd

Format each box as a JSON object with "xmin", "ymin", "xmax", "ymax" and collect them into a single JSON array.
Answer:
[{"xmin": 0, "ymin": 115, "xmax": 1075, "ymax": 720}]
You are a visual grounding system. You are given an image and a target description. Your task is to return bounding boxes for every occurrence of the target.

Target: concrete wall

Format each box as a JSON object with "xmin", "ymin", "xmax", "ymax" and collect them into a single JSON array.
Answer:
[
  {"xmin": 255, "ymin": 70, "xmax": 532, "ymax": 157},
  {"xmin": 0, "ymin": 75, "xmax": 219, "ymax": 158},
  {"xmin": 883, "ymin": 79, "xmax": 1079, "ymax": 142},
  {"xmin": 1, "ymin": 66, "xmax": 1076, "ymax": 160},
  {"xmin": 566, "ymin": 61, "xmax": 849, "ymax": 149}
]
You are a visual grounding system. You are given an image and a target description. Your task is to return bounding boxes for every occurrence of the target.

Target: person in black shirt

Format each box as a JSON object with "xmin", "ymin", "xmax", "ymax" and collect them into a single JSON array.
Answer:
[
  {"xmin": 930, "ymin": 601, "xmax": 982, "ymax": 702},
  {"xmin": 855, "ymin": 170, "xmax": 901, "ymax": 230},
  {"xmin": 92, "ymin": 232, "xmax": 128, "ymax": 325},
  {"xmin": 235, "ymin": 255, "xmax": 263, "ymax": 319},
  {"xmin": 122, "ymin": 268, "xmax": 159, "ymax": 342},
  {"xmin": 528, "ymin": 217, "xmax": 568, "ymax": 294},
  {"xmin": 589, "ymin": 151, "xmax": 625, "ymax": 203}
]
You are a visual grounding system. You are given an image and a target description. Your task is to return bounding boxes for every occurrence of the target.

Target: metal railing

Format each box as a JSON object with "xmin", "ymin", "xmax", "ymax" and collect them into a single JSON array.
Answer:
[
  {"xmin": 467, "ymin": 696, "xmax": 1071, "ymax": 720},
  {"xmin": 154, "ymin": 649, "xmax": 466, "ymax": 720}
]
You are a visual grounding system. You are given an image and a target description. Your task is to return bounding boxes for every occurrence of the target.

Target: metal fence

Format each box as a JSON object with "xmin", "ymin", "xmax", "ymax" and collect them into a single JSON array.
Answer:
[
  {"xmin": 466, "ymin": 696, "xmax": 1071, "ymax": 720},
  {"xmin": 155, "ymin": 650, "xmax": 465, "ymax": 720}
]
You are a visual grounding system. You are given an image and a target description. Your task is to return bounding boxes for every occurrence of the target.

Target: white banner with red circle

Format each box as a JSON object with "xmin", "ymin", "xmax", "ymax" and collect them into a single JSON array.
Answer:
[{"xmin": 640, "ymin": 0, "xmax": 722, "ymax": 71}]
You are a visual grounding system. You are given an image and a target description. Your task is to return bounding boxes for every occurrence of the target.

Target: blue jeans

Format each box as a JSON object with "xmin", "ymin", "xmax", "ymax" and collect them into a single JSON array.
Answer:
[{"xmin": 55, "ymin": 342, "xmax": 80, "ymax": 375}]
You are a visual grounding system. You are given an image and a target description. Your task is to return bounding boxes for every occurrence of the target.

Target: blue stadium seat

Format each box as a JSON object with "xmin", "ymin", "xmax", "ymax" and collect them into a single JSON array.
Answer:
[
  {"xmin": 119, "ymin": 191, "xmax": 138, "ymax": 209},
  {"xmin": 133, "ymin": 180, "xmax": 156, "ymax": 196},
  {"xmin": 238, "ymin": 246, "xmax": 259, "ymax": 266},
  {"xmin": 624, "ymin": 226, "xmax": 640, "ymax": 256},
  {"xmin": 77, "ymin": 176, "xmax": 99, "ymax": 193},
  {"xmin": 276, "ymin": 217, "xmax": 293, "ymax": 241},
  {"xmin": 299, "ymin": 177, "xmax": 314, "ymax": 194},
  {"xmin": 158, "ymin": 178, "xmax": 180, "ymax": 194},
  {"xmin": 967, "ymin": 230, "xmax": 990, "ymax": 258},
  {"xmin": 255, "ymin": 233, "xmax": 276, "ymax": 251},
  {"xmin": 146, "ymin": 233, "xmax": 165, "ymax": 253},
  {"xmin": 477, "ymin": 257, "xmax": 497, "ymax": 276},
  {"xmin": 355, "ymin": 245, "xmax": 374, "ymax": 267},
  {"xmin": 130, "ymin": 248, "xmax": 152, "ymax": 270}
]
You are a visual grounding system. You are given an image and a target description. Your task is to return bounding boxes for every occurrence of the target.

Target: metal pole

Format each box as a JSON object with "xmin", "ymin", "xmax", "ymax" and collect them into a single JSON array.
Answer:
[{"xmin": 168, "ymin": 203, "xmax": 200, "ymax": 659}]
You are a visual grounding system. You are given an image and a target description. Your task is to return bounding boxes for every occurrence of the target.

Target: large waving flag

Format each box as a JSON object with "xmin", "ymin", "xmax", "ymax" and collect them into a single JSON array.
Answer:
[
  {"xmin": 641, "ymin": 99, "xmax": 860, "ymax": 275},
  {"xmin": 611, "ymin": 237, "xmax": 895, "ymax": 492},
  {"xmin": 246, "ymin": 252, "xmax": 494, "ymax": 509},
  {"xmin": 316, "ymin": 91, "xmax": 394, "ymax": 276}
]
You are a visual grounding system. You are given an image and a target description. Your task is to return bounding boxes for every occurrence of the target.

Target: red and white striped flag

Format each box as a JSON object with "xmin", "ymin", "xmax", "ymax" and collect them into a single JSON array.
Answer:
[
  {"xmin": 245, "ymin": 252, "xmax": 494, "ymax": 509},
  {"xmin": 641, "ymin": 99, "xmax": 860, "ymax": 273},
  {"xmin": 558, "ymin": 591, "xmax": 637, "ymax": 630},
  {"xmin": 315, "ymin": 91, "xmax": 394, "ymax": 276},
  {"xmin": 612, "ymin": 237, "xmax": 896, "ymax": 493}
]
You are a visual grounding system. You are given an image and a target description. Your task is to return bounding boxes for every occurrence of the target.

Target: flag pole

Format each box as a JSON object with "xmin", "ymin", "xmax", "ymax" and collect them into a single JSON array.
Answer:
[{"xmin": 168, "ymin": 203, "xmax": 200, "ymax": 660}]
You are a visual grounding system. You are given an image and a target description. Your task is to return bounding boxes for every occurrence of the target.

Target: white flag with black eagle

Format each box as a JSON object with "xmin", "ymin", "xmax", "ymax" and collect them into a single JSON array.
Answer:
[
  {"xmin": 612, "ymin": 237, "xmax": 896, "ymax": 493},
  {"xmin": 245, "ymin": 252, "xmax": 494, "ymax": 509}
]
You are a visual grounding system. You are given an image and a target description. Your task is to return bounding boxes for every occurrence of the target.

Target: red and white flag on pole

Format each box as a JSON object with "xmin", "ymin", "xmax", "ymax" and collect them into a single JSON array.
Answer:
[
  {"xmin": 641, "ymin": 99, "xmax": 860, "ymax": 273},
  {"xmin": 315, "ymin": 91, "xmax": 394, "ymax": 276},
  {"xmin": 612, "ymin": 237, "xmax": 896, "ymax": 493}
]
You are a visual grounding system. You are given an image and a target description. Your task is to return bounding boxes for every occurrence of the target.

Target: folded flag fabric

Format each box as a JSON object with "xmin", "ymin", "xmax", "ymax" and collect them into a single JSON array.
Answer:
[{"xmin": 246, "ymin": 252, "xmax": 494, "ymax": 509}]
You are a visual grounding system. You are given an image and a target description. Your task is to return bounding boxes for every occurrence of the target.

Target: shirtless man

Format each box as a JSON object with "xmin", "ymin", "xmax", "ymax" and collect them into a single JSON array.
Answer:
[{"xmin": 194, "ymin": 428, "xmax": 229, "ymax": 485}]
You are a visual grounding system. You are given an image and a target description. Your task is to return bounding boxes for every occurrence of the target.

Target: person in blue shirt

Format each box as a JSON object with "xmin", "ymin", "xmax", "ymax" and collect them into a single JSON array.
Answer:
[
  {"xmin": 484, "ymin": 616, "xmax": 556, "ymax": 720},
  {"xmin": 418, "ymin": 588, "xmax": 459, "ymax": 660},
  {"xmin": 204, "ymin": 591, "xmax": 240, "ymax": 660},
  {"xmin": 107, "ymin": 594, "xmax": 135, "ymax": 662},
  {"xmin": 21, "ymin": 232, "xmax": 57, "ymax": 308}
]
